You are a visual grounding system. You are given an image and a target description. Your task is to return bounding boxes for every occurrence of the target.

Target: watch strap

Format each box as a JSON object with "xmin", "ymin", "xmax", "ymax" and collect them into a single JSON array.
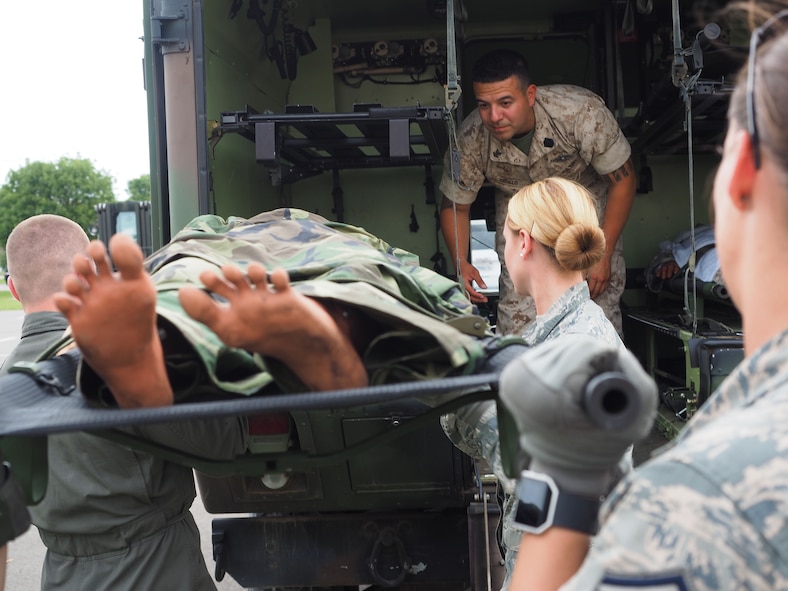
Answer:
[
  {"xmin": 513, "ymin": 470, "xmax": 600, "ymax": 535},
  {"xmin": 552, "ymin": 488, "xmax": 600, "ymax": 535}
]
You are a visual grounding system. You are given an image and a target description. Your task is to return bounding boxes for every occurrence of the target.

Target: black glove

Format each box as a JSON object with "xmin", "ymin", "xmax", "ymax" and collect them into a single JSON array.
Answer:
[
  {"xmin": 499, "ymin": 336, "xmax": 657, "ymax": 498},
  {"xmin": 0, "ymin": 460, "xmax": 31, "ymax": 545}
]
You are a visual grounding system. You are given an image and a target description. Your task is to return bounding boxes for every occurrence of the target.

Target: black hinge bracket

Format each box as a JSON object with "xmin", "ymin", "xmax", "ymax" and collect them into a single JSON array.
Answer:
[{"xmin": 150, "ymin": 0, "xmax": 192, "ymax": 54}]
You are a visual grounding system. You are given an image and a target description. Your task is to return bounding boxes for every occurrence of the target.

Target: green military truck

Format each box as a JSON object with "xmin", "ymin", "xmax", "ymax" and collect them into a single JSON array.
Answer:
[{"xmin": 93, "ymin": 0, "xmax": 745, "ymax": 588}]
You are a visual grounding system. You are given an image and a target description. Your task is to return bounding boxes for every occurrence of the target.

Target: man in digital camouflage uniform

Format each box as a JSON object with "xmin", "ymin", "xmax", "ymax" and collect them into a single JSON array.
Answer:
[
  {"xmin": 500, "ymin": 16, "xmax": 788, "ymax": 591},
  {"xmin": 441, "ymin": 178, "xmax": 629, "ymax": 589},
  {"xmin": 442, "ymin": 282, "xmax": 626, "ymax": 589},
  {"xmin": 439, "ymin": 49, "xmax": 636, "ymax": 336}
]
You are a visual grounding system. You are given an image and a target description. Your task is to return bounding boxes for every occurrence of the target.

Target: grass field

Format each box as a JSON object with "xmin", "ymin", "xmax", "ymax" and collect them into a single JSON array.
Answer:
[{"xmin": 0, "ymin": 288, "xmax": 21, "ymax": 311}]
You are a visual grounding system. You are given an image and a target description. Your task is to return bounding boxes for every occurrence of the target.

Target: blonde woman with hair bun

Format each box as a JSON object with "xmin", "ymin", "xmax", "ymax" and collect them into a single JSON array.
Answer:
[
  {"xmin": 442, "ymin": 177, "xmax": 627, "ymax": 589},
  {"xmin": 504, "ymin": 177, "xmax": 621, "ymax": 347},
  {"xmin": 489, "ymin": 177, "xmax": 627, "ymax": 579}
]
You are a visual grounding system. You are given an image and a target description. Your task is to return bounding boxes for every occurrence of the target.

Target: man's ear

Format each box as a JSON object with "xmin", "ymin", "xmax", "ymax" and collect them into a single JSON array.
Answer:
[
  {"xmin": 7, "ymin": 277, "xmax": 20, "ymax": 302},
  {"xmin": 526, "ymin": 84, "xmax": 537, "ymax": 107},
  {"xmin": 727, "ymin": 129, "xmax": 757, "ymax": 211}
]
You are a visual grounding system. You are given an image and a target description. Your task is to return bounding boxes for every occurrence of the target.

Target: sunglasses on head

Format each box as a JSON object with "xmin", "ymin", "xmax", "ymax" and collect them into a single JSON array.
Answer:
[{"xmin": 746, "ymin": 9, "xmax": 788, "ymax": 170}]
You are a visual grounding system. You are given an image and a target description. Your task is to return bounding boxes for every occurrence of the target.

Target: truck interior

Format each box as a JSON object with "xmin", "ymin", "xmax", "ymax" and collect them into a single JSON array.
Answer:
[
  {"xmin": 143, "ymin": 0, "xmax": 746, "ymax": 429},
  {"xmin": 0, "ymin": 1, "xmax": 752, "ymax": 589}
]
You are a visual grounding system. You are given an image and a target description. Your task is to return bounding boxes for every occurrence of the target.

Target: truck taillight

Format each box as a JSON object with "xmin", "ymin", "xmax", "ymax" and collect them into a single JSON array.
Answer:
[
  {"xmin": 246, "ymin": 412, "xmax": 292, "ymax": 454},
  {"xmin": 248, "ymin": 412, "xmax": 291, "ymax": 434}
]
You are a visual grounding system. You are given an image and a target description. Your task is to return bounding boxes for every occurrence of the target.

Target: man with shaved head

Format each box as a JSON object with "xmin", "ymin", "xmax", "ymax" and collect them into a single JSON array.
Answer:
[{"xmin": 2, "ymin": 214, "xmax": 244, "ymax": 591}]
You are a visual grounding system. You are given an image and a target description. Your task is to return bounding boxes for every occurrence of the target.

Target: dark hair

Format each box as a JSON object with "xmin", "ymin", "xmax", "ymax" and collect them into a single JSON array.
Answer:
[{"xmin": 471, "ymin": 49, "xmax": 532, "ymax": 89}]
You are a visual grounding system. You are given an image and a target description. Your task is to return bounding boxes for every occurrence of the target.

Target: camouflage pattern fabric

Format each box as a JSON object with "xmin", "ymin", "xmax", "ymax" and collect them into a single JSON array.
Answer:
[
  {"xmin": 564, "ymin": 328, "xmax": 788, "ymax": 590},
  {"xmin": 439, "ymin": 85, "xmax": 631, "ymax": 336},
  {"xmin": 441, "ymin": 282, "xmax": 624, "ymax": 589},
  {"xmin": 78, "ymin": 208, "xmax": 488, "ymax": 402},
  {"xmin": 520, "ymin": 283, "xmax": 623, "ymax": 347}
]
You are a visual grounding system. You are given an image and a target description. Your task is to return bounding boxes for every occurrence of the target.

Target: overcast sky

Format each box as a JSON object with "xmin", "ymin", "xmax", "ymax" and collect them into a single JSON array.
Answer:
[{"xmin": 0, "ymin": 1, "xmax": 150, "ymax": 200}]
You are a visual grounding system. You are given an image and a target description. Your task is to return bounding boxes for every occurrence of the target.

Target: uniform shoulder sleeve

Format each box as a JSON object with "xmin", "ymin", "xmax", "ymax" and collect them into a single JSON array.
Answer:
[
  {"xmin": 571, "ymin": 90, "xmax": 631, "ymax": 176},
  {"xmin": 438, "ymin": 110, "xmax": 488, "ymax": 204},
  {"xmin": 561, "ymin": 458, "xmax": 773, "ymax": 591}
]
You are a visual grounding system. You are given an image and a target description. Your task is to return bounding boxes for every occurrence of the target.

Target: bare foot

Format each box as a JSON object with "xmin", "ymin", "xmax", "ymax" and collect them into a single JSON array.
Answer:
[
  {"xmin": 179, "ymin": 263, "xmax": 368, "ymax": 391},
  {"xmin": 54, "ymin": 234, "xmax": 173, "ymax": 408}
]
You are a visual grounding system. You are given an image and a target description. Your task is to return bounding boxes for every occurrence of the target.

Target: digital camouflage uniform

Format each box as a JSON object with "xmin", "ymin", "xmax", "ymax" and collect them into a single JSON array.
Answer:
[
  {"xmin": 439, "ymin": 84, "xmax": 631, "ymax": 336},
  {"xmin": 76, "ymin": 208, "xmax": 488, "ymax": 403},
  {"xmin": 562, "ymin": 329, "xmax": 788, "ymax": 591},
  {"xmin": 1, "ymin": 312, "xmax": 245, "ymax": 591},
  {"xmin": 441, "ymin": 282, "xmax": 623, "ymax": 589}
]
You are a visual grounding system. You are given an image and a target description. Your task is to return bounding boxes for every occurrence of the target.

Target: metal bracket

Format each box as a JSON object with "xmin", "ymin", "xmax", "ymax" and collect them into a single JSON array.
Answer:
[
  {"xmin": 220, "ymin": 105, "xmax": 448, "ymax": 185},
  {"xmin": 150, "ymin": 0, "xmax": 192, "ymax": 54},
  {"xmin": 669, "ymin": 0, "xmax": 687, "ymax": 87},
  {"xmin": 444, "ymin": 0, "xmax": 462, "ymax": 112}
]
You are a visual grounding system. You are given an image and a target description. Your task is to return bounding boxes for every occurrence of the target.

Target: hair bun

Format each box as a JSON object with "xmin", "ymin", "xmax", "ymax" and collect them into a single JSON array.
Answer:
[{"xmin": 554, "ymin": 223, "xmax": 606, "ymax": 271}]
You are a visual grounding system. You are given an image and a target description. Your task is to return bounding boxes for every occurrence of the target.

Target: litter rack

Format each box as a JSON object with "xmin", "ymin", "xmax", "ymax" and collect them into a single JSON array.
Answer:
[{"xmin": 218, "ymin": 104, "xmax": 449, "ymax": 184}]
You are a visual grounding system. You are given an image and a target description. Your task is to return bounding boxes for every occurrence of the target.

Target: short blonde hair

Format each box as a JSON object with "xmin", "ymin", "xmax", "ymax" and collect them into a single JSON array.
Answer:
[
  {"xmin": 506, "ymin": 178, "xmax": 606, "ymax": 271},
  {"xmin": 6, "ymin": 214, "xmax": 89, "ymax": 306}
]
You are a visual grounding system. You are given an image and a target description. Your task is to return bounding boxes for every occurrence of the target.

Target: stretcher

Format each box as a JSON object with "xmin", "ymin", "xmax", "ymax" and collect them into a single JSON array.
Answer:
[
  {"xmin": 0, "ymin": 337, "xmax": 639, "ymax": 587},
  {"xmin": 0, "ymin": 338, "xmax": 522, "ymax": 587}
]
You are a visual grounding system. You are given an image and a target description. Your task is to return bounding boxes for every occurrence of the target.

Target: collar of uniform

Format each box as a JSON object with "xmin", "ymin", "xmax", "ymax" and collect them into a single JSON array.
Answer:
[
  {"xmin": 523, "ymin": 282, "xmax": 589, "ymax": 345},
  {"xmin": 488, "ymin": 134, "xmax": 528, "ymax": 166},
  {"xmin": 20, "ymin": 311, "xmax": 68, "ymax": 340}
]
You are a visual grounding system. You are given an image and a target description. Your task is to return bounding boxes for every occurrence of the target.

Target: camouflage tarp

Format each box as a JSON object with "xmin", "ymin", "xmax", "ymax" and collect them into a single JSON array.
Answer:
[{"xmin": 70, "ymin": 208, "xmax": 492, "ymax": 402}]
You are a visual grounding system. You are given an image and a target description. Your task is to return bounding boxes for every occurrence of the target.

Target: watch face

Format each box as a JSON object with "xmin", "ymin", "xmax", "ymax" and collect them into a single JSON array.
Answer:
[{"xmin": 514, "ymin": 476, "xmax": 552, "ymax": 527}]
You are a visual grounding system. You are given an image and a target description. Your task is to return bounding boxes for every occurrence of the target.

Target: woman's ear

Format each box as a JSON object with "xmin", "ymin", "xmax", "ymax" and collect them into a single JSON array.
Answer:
[
  {"xmin": 726, "ymin": 129, "xmax": 757, "ymax": 211},
  {"xmin": 520, "ymin": 229, "xmax": 533, "ymax": 258}
]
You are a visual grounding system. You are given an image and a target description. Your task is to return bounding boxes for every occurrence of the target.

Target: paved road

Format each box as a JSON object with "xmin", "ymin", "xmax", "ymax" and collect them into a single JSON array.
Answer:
[{"xmin": 0, "ymin": 309, "xmax": 247, "ymax": 590}]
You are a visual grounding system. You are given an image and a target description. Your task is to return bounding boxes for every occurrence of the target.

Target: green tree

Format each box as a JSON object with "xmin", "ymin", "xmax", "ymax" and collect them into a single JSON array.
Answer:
[
  {"xmin": 0, "ymin": 157, "xmax": 115, "ymax": 245},
  {"xmin": 126, "ymin": 173, "xmax": 151, "ymax": 202}
]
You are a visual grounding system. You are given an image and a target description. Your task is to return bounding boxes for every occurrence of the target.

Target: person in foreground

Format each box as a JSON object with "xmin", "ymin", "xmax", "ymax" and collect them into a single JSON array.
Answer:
[
  {"xmin": 501, "ymin": 8, "xmax": 788, "ymax": 590},
  {"xmin": 0, "ymin": 214, "xmax": 88, "ymax": 590},
  {"xmin": 2, "ymin": 214, "xmax": 246, "ymax": 591},
  {"xmin": 440, "ymin": 177, "xmax": 627, "ymax": 589}
]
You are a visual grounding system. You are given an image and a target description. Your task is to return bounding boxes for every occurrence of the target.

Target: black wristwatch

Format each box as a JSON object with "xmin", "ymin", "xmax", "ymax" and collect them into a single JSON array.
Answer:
[{"xmin": 512, "ymin": 470, "xmax": 600, "ymax": 535}]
